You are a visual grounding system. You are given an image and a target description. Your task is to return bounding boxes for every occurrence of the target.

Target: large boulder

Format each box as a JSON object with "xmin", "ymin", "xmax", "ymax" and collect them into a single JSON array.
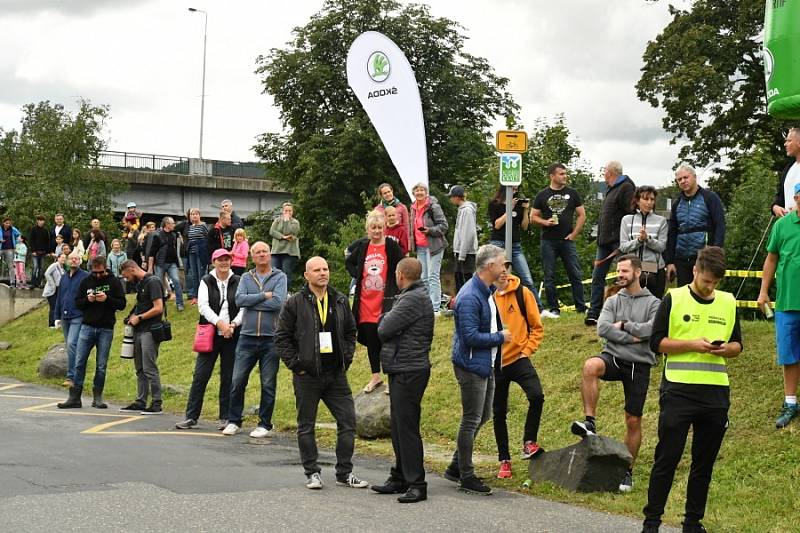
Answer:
[
  {"xmin": 38, "ymin": 343, "xmax": 68, "ymax": 379},
  {"xmin": 529, "ymin": 435, "xmax": 632, "ymax": 492},
  {"xmin": 353, "ymin": 383, "xmax": 391, "ymax": 439}
]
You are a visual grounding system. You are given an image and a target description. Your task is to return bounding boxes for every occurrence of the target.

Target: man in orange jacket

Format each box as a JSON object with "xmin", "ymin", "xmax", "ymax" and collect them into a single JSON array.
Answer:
[{"xmin": 492, "ymin": 263, "xmax": 545, "ymax": 479}]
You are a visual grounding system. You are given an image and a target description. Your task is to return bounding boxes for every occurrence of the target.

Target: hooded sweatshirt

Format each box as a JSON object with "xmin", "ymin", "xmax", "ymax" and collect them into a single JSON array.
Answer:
[
  {"xmin": 596, "ymin": 287, "xmax": 661, "ymax": 365},
  {"xmin": 453, "ymin": 200, "xmax": 478, "ymax": 261},
  {"xmin": 75, "ymin": 271, "xmax": 127, "ymax": 328},
  {"xmin": 235, "ymin": 267, "xmax": 288, "ymax": 337},
  {"xmin": 493, "ymin": 274, "xmax": 544, "ymax": 367}
]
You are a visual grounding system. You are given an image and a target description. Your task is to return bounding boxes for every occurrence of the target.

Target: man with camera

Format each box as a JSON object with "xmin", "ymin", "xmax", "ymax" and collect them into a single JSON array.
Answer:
[
  {"xmin": 119, "ymin": 259, "xmax": 166, "ymax": 415},
  {"xmin": 58, "ymin": 256, "xmax": 126, "ymax": 410}
]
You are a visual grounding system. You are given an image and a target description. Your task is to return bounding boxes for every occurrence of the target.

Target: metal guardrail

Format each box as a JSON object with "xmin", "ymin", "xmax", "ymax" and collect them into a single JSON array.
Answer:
[{"xmin": 97, "ymin": 150, "xmax": 266, "ymax": 179}]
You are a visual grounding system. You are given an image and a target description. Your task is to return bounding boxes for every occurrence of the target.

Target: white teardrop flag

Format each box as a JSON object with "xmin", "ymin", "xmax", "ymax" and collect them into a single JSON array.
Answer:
[{"xmin": 347, "ymin": 31, "xmax": 428, "ymax": 201}]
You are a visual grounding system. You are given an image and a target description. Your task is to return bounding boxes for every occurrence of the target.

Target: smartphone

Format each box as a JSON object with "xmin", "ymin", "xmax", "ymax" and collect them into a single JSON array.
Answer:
[{"xmin": 710, "ymin": 340, "xmax": 724, "ymax": 346}]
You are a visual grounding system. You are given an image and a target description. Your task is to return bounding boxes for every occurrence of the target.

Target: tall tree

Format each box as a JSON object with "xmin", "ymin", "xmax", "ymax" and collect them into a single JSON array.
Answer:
[
  {"xmin": 637, "ymin": 0, "xmax": 788, "ymax": 204},
  {"xmin": 0, "ymin": 100, "xmax": 125, "ymax": 232},
  {"xmin": 254, "ymin": 0, "xmax": 518, "ymax": 250}
]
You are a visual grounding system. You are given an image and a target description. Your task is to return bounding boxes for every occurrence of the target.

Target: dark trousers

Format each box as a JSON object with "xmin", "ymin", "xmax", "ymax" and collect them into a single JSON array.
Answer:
[
  {"xmin": 184, "ymin": 333, "xmax": 237, "ymax": 421},
  {"xmin": 493, "ymin": 357, "xmax": 545, "ymax": 461},
  {"xmin": 643, "ymin": 392, "xmax": 728, "ymax": 528},
  {"xmin": 31, "ymin": 254, "xmax": 45, "ymax": 287},
  {"xmin": 454, "ymin": 254, "xmax": 476, "ymax": 294},
  {"xmin": 47, "ymin": 293, "xmax": 57, "ymax": 327},
  {"xmin": 640, "ymin": 269, "xmax": 667, "ymax": 299},
  {"xmin": 293, "ymin": 370, "xmax": 356, "ymax": 478},
  {"xmin": 272, "ymin": 254, "xmax": 297, "ymax": 287},
  {"xmin": 357, "ymin": 322, "xmax": 382, "ymax": 374},
  {"xmin": 388, "ymin": 369, "xmax": 430, "ymax": 489},
  {"xmin": 674, "ymin": 257, "xmax": 696, "ymax": 288},
  {"xmin": 540, "ymin": 239, "xmax": 586, "ymax": 312}
]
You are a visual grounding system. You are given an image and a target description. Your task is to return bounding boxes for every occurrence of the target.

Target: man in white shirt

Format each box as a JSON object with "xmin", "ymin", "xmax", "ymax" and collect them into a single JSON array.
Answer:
[
  {"xmin": 176, "ymin": 249, "xmax": 244, "ymax": 430},
  {"xmin": 773, "ymin": 127, "xmax": 800, "ymax": 217}
]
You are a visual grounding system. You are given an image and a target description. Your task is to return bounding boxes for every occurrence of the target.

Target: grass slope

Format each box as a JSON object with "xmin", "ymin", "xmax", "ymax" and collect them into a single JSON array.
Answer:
[{"xmin": 1, "ymin": 298, "xmax": 797, "ymax": 532}]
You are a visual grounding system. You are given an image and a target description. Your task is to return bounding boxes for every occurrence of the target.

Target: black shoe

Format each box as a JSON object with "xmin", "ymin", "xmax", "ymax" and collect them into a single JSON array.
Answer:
[
  {"xmin": 397, "ymin": 487, "xmax": 427, "ymax": 503},
  {"xmin": 57, "ymin": 386, "xmax": 83, "ymax": 409},
  {"xmin": 584, "ymin": 315, "xmax": 598, "ymax": 326},
  {"xmin": 175, "ymin": 419, "xmax": 198, "ymax": 429},
  {"xmin": 682, "ymin": 522, "xmax": 707, "ymax": 533},
  {"xmin": 91, "ymin": 388, "xmax": 107, "ymax": 409},
  {"xmin": 371, "ymin": 478, "xmax": 409, "ymax": 494},
  {"xmin": 641, "ymin": 524, "xmax": 659, "ymax": 533},
  {"xmin": 571, "ymin": 419, "xmax": 597, "ymax": 437},
  {"xmin": 140, "ymin": 405, "xmax": 163, "ymax": 415},
  {"xmin": 458, "ymin": 475, "xmax": 492, "ymax": 495},
  {"xmin": 119, "ymin": 401, "xmax": 146, "ymax": 413},
  {"xmin": 443, "ymin": 465, "xmax": 460, "ymax": 482}
]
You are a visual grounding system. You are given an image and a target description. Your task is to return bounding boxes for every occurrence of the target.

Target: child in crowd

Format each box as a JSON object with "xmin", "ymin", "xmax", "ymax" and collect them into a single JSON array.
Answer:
[
  {"xmin": 13, "ymin": 235, "xmax": 29, "ymax": 289},
  {"xmin": 231, "ymin": 227, "xmax": 249, "ymax": 276},
  {"xmin": 108, "ymin": 238, "xmax": 128, "ymax": 290},
  {"xmin": 71, "ymin": 228, "xmax": 85, "ymax": 262},
  {"xmin": 124, "ymin": 202, "xmax": 142, "ymax": 231},
  {"xmin": 383, "ymin": 205, "xmax": 409, "ymax": 256},
  {"xmin": 53, "ymin": 233, "xmax": 65, "ymax": 258}
]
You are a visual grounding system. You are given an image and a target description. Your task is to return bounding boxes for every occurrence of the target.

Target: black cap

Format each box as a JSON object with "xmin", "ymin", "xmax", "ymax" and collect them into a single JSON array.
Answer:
[{"xmin": 447, "ymin": 185, "xmax": 465, "ymax": 198}]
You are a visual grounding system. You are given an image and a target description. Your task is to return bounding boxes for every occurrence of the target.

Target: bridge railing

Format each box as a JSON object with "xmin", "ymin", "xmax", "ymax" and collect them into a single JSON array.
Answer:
[{"xmin": 98, "ymin": 150, "xmax": 266, "ymax": 179}]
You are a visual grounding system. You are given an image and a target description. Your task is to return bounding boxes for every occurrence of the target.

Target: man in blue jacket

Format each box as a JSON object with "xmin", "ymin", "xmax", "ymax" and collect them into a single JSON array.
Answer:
[
  {"xmin": 55, "ymin": 252, "xmax": 89, "ymax": 387},
  {"xmin": 445, "ymin": 244, "xmax": 512, "ymax": 495},
  {"xmin": 222, "ymin": 241, "xmax": 287, "ymax": 439},
  {"xmin": 665, "ymin": 163, "xmax": 726, "ymax": 287}
]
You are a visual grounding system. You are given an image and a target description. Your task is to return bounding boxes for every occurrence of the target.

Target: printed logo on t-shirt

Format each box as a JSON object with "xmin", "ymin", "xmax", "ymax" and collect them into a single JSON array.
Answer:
[
  {"xmin": 547, "ymin": 194, "xmax": 570, "ymax": 215},
  {"xmin": 363, "ymin": 252, "xmax": 386, "ymax": 291}
]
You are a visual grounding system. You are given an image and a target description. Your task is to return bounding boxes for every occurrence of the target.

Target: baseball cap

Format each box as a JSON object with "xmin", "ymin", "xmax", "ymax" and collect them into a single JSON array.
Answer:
[
  {"xmin": 447, "ymin": 185, "xmax": 465, "ymax": 197},
  {"xmin": 126, "ymin": 202, "xmax": 137, "ymax": 208},
  {"xmin": 794, "ymin": 182, "xmax": 800, "ymax": 195},
  {"xmin": 211, "ymin": 248, "xmax": 232, "ymax": 261}
]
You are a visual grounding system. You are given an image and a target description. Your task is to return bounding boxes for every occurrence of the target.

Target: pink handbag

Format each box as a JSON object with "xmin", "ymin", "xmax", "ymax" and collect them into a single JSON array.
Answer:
[{"xmin": 192, "ymin": 323, "xmax": 216, "ymax": 353}]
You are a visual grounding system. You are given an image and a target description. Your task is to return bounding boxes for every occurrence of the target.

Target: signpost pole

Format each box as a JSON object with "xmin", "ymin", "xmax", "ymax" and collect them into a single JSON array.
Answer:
[
  {"xmin": 495, "ymin": 130, "xmax": 528, "ymax": 264},
  {"xmin": 504, "ymin": 186, "xmax": 513, "ymax": 263}
]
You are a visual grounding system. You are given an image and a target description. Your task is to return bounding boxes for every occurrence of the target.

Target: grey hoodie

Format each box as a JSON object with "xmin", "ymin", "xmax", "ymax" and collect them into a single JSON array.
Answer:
[
  {"xmin": 453, "ymin": 200, "xmax": 478, "ymax": 260},
  {"xmin": 597, "ymin": 287, "xmax": 661, "ymax": 365}
]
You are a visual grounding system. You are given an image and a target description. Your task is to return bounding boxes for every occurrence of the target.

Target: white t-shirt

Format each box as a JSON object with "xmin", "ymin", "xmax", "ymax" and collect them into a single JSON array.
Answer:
[
  {"xmin": 784, "ymin": 162, "xmax": 800, "ymax": 211},
  {"xmin": 488, "ymin": 293, "xmax": 499, "ymax": 366}
]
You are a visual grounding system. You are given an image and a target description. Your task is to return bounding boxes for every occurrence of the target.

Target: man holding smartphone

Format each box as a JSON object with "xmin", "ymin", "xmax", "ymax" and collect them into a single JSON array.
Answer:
[{"xmin": 642, "ymin": 246, "xmax": 742, "ymax": 533}]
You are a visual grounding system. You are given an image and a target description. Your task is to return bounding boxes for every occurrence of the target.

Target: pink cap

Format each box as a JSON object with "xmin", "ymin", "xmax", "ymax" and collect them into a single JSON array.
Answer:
[{"xmin": 211, "ymin": 248, "xmax": 232, "ymax": 261}]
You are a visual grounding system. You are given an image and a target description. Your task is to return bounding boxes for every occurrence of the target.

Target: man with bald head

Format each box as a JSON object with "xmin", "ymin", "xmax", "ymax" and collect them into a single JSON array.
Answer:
[
  {"xmin": 222, "ymin": 241, "xmax": 287, "ymax": 438},
  {"xmin": 276, "ymin": 256, "xmax": 368, "ymax": 491}
]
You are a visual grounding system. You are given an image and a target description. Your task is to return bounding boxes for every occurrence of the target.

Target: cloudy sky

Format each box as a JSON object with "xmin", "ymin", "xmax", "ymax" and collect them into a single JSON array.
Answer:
[{"xmin": 0, "ymin": 0, "xmax": 696, "ymax": 186}]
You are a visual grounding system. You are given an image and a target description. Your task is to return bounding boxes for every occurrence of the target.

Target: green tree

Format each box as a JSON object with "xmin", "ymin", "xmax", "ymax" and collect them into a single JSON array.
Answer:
[
  {"xmin": 637, "ymin": 0, "xmax": 787, "ymax": 205},
  {"xmin": 0, "ymin": 100, "xmax": 125, "ymax": 233},
  {"xmin": 254, "ymin": 0, "xmax": 517, "ymax": 256}
]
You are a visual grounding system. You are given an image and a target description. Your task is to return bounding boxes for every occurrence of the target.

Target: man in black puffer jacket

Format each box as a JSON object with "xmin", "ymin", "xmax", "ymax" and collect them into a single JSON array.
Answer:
[{"xmin": 371, "ymin": 258, "xmax": 434, "ymax": 503}]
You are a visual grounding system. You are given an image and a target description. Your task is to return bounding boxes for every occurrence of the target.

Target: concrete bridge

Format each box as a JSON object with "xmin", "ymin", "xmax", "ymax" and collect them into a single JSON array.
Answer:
[
  {"xmin": 0, "ymin": 285, "xmax": 45, "ymax": 327},
  {"xmin": 100, "ymin": 151, "xmax": 291, "ymax": 220}
]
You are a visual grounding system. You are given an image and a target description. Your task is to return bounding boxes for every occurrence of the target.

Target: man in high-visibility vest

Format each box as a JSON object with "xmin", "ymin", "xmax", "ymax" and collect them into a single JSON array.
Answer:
[{"xmin": 641, "ymin": 246, "xmax": 742, "ymax": 533}]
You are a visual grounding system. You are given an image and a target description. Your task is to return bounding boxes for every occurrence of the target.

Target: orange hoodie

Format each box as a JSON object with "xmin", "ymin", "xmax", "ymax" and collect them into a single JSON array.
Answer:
[{"xmin": 493, "ymin": 274, "xmax": 544, "ymax": 367}]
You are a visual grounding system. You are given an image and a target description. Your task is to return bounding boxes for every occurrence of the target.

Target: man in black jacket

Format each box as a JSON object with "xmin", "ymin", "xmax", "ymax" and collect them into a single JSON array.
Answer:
[
  {"xmin": 371, "ymin": 258, "xmax": 434, "ymax": 503},
  {"xmin": 586, "ymin": 161, "xmax": 635, "ymax": 325},
  {"xmin": 276, "ymin": 256, "xmax": 369, "ymax": 491},
  {"xmin": 148, "ymin": 217, "xmax": 184, "ymax": 311},
  {"xmin": 57, "ymin": 256, "xmax": 126, "ymax": 409},
  {"xmin": 28, "ymin": 215, "xmax": 50, "ymax": 288}
]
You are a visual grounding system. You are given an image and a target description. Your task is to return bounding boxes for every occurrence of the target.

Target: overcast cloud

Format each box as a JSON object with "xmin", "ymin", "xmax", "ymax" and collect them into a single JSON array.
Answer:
[{"xmin": 0, "ymin": 0, "xmax": 695, "ymax": 186}]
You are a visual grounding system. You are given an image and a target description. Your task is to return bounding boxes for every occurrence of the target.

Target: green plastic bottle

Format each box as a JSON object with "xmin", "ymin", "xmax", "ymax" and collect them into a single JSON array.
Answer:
[{"xmin": 764, "ymin": 0, "xmax": 800, "ymax": 118}]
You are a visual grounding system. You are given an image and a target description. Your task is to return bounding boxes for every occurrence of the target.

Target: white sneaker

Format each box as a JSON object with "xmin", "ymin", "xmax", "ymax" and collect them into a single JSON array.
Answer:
[
  {"xmin": 249, "ymin": 426, "xmax": 272, "ymax": 438},
  {"xmin": 336, "ymin": 472, "xmax": 369, "ymax": 488},
  {"xmin": 222, "ymin": 423, "xmax": 240, "ymax": 436},
  {"xmin": 306, "ymin": 472, "xmax": 323, "ymax": 490},
  {"xmin": 540, "ymin": 310, "xmax": 561, "ymax": 319}
]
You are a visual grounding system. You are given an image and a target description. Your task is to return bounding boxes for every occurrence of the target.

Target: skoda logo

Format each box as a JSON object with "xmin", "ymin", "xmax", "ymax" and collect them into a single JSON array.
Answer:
[
  {"xmin": 368, "ymin": 51, "xmax": 390, "ymax": 82},
  {"xmin": 764, "ymin": 47, "xmax": 774, "ymax": 82}
]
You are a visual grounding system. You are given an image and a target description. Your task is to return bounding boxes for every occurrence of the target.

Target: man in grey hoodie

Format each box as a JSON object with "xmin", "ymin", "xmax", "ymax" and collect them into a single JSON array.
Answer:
[
  {"xmin": 570, "ymin": 254, "xmax": 660, "ymax": 493},
  {"xmin": 448, "ymin": 185, "xmax": 478, "ymax": 293}
]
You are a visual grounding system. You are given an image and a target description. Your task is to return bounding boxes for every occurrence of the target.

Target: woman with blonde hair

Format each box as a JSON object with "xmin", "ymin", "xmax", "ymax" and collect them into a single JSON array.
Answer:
[{"xmin": 231, "ymin": 228, "xmax": 249, "ymax": 276}]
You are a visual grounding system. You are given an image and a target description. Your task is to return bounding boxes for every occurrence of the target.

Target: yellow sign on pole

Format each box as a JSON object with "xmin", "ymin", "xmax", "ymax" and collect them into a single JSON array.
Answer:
[{"xmin": 496, "ymin": 130, "xmax": 528, "ymax": 153}]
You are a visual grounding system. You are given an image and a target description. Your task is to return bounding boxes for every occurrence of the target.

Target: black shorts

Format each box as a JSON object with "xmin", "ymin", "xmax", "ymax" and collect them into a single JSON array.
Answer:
[{"xmin": 596, "ymin": 352, "xmax": 651, "ymax": 417}]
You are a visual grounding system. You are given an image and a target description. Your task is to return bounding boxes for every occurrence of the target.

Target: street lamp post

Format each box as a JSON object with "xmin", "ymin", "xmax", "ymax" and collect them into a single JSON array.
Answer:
[{"xmin": 188, "ymin": 7, "xmax": 207, "ymax": 160}]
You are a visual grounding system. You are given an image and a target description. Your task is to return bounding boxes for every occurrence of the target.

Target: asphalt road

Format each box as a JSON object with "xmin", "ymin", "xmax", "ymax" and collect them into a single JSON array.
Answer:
[{"xmin": 0, "ymin": 378, "xmax": 675, "ymax": 532}]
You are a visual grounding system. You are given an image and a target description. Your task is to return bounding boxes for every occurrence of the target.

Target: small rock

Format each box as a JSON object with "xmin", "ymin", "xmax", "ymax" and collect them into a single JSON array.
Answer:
[
  {"xmin": 0, "ymin": 341, "xmax": 11, "ymax": 350},
  {"xmin": 529, "ymin": 435, "xmax": 632, "ymax": 492},
  {"xmin": 353, "ymin": 383, "xmax": 391, "ymax": 439},
  {"xmin": 245, "ymin": 405, "xmax": 260, "ymax": 416},
  {"xmin": 38, "ymin": 343, "xmax": 68, "ymax": 379},
  {"xmin": 161, "ymin": 384, "xmax": 186, "ymax": 396}
]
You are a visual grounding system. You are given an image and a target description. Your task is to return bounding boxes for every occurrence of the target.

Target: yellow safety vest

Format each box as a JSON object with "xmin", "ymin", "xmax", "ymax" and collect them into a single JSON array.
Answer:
[{"xmin": 665, "ymin": 285, "xmax": 736, "ymax": 386}]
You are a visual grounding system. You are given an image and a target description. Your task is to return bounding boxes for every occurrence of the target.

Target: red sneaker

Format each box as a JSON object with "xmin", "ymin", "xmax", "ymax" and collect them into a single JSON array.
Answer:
[
  {"xmin": 190, "ymin": 298, "xmax": 198, "ymax": 305},
  {"xmin": 522, "ymin": 441, "xmax": 544, "ymax": 460},
  {"xmin": 496, "ymin": 460, "xmax": 512, "ymax": 479}
]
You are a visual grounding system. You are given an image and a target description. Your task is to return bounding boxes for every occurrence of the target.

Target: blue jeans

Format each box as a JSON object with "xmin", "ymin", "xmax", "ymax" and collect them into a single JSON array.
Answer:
[
  {"xmin": 186, "ymin": 251, "xmax": 208, "ymax": 299},
  {"xmin": 155, "ymin": 262, "xmax": 184, "ymax": 306},
  {"xmin": 228, "ymin": 335, "xmax": 279, "ymax": 428},
  {"xmin": 61, "ymin": 316, "xmax": 83, "ymax": 381},
  {"xmin": 73, "ymin": 325, "xmax": 113, "ymax": 390},
  {"xmin": 490, "ymin": 240, "xmax": 542, "ymax": 310},
  {"xmin": 31, "ymin": 254, "xmax": 45, "ymax": 287},
  {"xmin": 416, "ymin": 246, "xmax": 443, "ymax": 311},
  {"xmin": 540, "ymin": 239, "xmax": 586, "ymax": 313},
  {"xmin": 272, "ymin": 254, "xmax": 297, "ymax": 288},
  {"xmin": 588, "ymin": 243, "xmax": 617, "ymax": 318}
]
